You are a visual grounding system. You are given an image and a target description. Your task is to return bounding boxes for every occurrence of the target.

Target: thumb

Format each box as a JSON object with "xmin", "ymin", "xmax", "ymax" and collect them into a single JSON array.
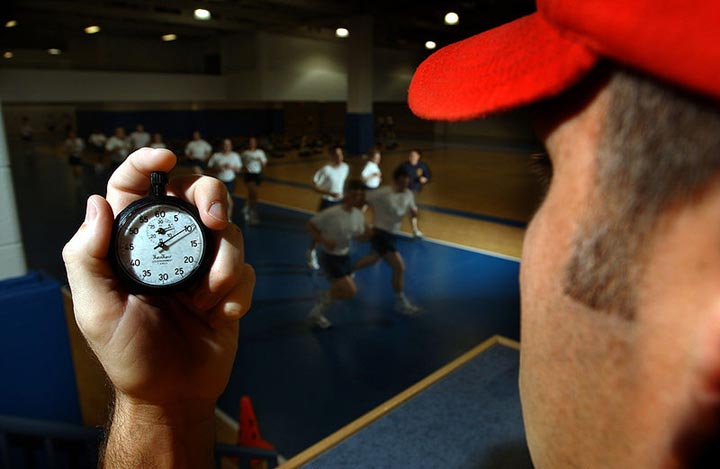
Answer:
[{"xmin": 63, "ymin": 195, "xmax": 124, "ymax": 340}]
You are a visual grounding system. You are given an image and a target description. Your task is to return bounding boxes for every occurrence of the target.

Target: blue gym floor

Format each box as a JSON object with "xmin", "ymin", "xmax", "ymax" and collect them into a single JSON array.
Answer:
[{"xmin": 220, "ymin": 200, "xmax": 521, "ymax": 458}]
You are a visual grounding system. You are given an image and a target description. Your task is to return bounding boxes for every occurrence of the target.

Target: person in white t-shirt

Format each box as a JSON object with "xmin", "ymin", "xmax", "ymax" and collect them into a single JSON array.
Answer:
[
  {"xmin": 129, "ymin": 124, "xmax": 151, "ymax": 150},
  {"xmin": 352, "ymin": 167, "xmax": 421, "ymax": 314},
  {"xmin": 240, "ymin": 136, "xmax": 268, "ymax": 225},
  {"xmin": 105, "ymin": 127, "xmax": 131, "ymax": 169},
  {"xmin": 63, "ymin": 129, "xmax": 85, "ymax": 179},
  {"xmin": 150, "ymin": 133, "xmax": 166, "ymax": 149},
  {"xmin": 88, "ymin": 129, "xmax": 107, "ymax": 154},
  {"xmin": 361, "ymin": 147, "xmax": 382, "ymax": 190},
  {"xmin": 306, "ymin": 179, "xmax": 370, "ymax": 329},
  {"xmin": 185, "ymin": 131, "xmax": 213, "ymax": 175},
  {"xmin": 307, "ymin": 145, "xmax": 350, "ymax": 269},
  {"xmin": 208, "ymin": 138, "xmax": 243, "ymax": 198}
]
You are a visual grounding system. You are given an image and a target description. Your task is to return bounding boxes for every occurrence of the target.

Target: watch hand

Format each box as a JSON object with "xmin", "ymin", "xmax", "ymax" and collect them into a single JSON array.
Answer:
[
  {"xmin": 156, "ymin": 225, "xmax": 193, "ymax": 249},
  {"xmin": 154, "ymin": 240, "xmax": 168, "ymax": 250}
]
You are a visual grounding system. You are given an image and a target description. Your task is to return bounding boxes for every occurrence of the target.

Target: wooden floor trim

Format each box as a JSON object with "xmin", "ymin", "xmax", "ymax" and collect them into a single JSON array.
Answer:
[{"xmin": 278, "ymin": 334, "xmax": 516, "ymax": 468}]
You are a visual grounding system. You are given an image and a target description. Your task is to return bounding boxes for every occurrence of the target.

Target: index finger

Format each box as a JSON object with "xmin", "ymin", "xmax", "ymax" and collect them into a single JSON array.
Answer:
[{"xmin": 106, "ymin": 148, "xmax": 177, "ymax": 215}]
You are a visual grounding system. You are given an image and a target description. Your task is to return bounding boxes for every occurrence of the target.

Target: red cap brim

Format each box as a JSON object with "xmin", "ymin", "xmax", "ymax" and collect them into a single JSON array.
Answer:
[{"xmin": 408, "ymin": 13, "xmax": 598, "ymax": 121}]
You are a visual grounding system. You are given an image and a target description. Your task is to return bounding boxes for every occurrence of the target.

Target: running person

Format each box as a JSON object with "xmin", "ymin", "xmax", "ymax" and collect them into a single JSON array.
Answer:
[
  {"xmin": 129, "ymin": 124, "xmax": 151, "ymax": 151},
  {"xmin": 63, "ymin": 129, "xmax": 85, "ymax": 179},
  {"xmin": 353, "ymin": 167, "xmax": 420, "ymax": 314},
  {"xmin": 105, "ymin": 127, "xmax": 131, "ymax": 169},
  {"xmin": 184, "ymin": 131, "xmax": 212, "ymax": 175},
  {"xmin": 240, "ymin": 136, "xmax": 268, "ymax": 225},
  {"xmin": 208, "ymin": 138, "xmax": 242, "ymax": 219},
  {"xmin": 361, "ymin": 147, "xmax": 382, "ymax": 190},
  {"xmin": 397, "ymin": 149, "xmax": 430, "ymax": 238},
  {"xmin": 306, "ymin": 180, "xmax": 370, "ymax": 329},
  {"xmin": 306, "ymin": 145, "xmax": 350, "ymax": 269}
]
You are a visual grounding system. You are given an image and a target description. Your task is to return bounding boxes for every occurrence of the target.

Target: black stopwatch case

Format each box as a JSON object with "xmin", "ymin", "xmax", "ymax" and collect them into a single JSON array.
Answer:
[{"xmin": 110, "ymin": 195, "xmax": 214, "ymax": 294}]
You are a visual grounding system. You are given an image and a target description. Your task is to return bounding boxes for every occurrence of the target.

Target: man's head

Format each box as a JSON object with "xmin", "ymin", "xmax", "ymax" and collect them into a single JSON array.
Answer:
[
  {"xmin": 392, "ymin": 167, "xmax": 411, "ymax": 192},
  {"xmin": 330, "ymin": 145, "xmax": 344, "ymax": 165},
  {"xmin": 114, "ymin": 127, "xmax": 125, "ymax": 138},
  {"xmin": 222, "ymin": 139, "xmax": 233, "ymax": 152},
  {"xmin": 409, "ymin": 0, "xmax": 720, "ymax": 467},
  {"xmin": 408, "ymin": 149, "xmax": 421, "ymax": 165},
  {"xmin": 136, "ymin": 124, "xmax": 144, "ymax": 132},
  {"xmin": 248, "ymin": 136, "xmax": 258, "ymax": 150},
  {"xmin": 192, "ymin": 131, "xmax": 201, "ymax": 140},
  {"xmin": 342, "ymin": 179, "xmax": 366, "ymax": 208}
]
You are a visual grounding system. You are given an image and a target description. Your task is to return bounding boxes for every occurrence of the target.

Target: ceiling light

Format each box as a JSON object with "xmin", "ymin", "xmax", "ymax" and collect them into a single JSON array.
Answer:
[
  {"xmin": 194, "ymin": 8, "xmax": 211, "ymax": 20},
  {"xmin": 161, "ymin": 33, "xmax": 177, "ymax": 42},
  {"xmin": 444, "ymin": 12, "xmax": 460, "ymax": 25},
  {"xmin": 48, "ymin": 48, "xmax": 62, "ymax": 55},
  {"xmin": 5, "ymin": 20, "xmax": 17, "ymax": 28},
  {"xmin": 335, "ymin": 27, "xmax": 349, "ymax": 38},
  {"xmin": 425, "ymin": 41, "xmax": 437, "ymax": 50},
  {"xmin": 84, "ymin": 25, "xmax": 101, "ymax": 34},
  {"xmin": 3, "ymin": 51, "xmax": 13, "ymax": 59}
]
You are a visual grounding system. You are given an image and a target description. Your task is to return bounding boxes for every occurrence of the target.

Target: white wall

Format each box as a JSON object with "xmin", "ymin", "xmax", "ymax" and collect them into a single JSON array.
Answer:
[
  {"xmin": 0, "ymin": 69, "xmax": 227, "ymax": 103},
  {"xmin": 0, "ymin": 102, "xmax": 27, "ymax": 280}
]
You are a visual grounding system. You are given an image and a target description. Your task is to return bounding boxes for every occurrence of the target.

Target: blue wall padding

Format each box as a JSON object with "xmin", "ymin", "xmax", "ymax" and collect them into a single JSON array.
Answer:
[
  {"xmin": 345, "ymin": 112, "xmax": 374, "ymax": 156},
  {"xmin": 0, "ymin": 272, "xmax": 82, "ymax": 424},
  {"xmin": 76, "ymin": 108, "xmax": 285, "ymax": 143}
]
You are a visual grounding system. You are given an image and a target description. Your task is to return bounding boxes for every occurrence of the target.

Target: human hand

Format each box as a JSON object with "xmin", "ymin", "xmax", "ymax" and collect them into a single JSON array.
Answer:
[
  {"xmin": 63, "ymin": 148, "xmax": 255, "ymax": 417},
  {"xmin": 419, "ymin": 176, "xmax": 428, "ymax": 184}
]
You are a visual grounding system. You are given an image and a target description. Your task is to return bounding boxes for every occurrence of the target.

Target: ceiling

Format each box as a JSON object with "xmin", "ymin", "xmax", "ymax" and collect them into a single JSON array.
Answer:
[{"xmin": 3, "ymin": 0, "xmax": 536, "ymax": 53}]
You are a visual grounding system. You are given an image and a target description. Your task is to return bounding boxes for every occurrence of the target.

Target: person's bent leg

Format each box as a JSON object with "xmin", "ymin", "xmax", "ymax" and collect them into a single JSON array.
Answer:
[
  {"xmin": 330, "ymin": 276, "xmax": 357, "ymax": 300},
  {"xmin": 352, "ymin": 252, "xmax": 381, "ymax": 272},
  {"xmin": 384, "ymin": 251, "xmax": 419, "ymax": 314}
]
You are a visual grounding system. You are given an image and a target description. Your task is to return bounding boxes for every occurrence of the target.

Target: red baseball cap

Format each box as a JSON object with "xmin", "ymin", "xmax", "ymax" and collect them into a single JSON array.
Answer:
[{"xmin": 408, "ymin": 0, "xmax": 720, "ymax": 121}]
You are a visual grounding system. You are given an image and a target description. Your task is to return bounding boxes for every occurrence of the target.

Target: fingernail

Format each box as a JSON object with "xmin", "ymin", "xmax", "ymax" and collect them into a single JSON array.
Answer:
[
  {"xmin": 208, "ymin": 201, "xmax": 228, "ymax": 223},
  {"xmin": 224, "ymin": 302, "xmax": 244, "ymax": 319},
  {"xmin": 85, "ymin": 198, "xmax": 98, "ymax": 223}
]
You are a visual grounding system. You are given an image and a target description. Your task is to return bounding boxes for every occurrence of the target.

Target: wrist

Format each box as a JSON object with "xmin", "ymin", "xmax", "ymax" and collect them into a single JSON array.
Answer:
[
  {"xmin": 113, "ymin": 392, "xmax": 216, "ymax": 426},
  {"xmin": 104, "ymin": 393, "xmax": 216, "ymax": 468}
]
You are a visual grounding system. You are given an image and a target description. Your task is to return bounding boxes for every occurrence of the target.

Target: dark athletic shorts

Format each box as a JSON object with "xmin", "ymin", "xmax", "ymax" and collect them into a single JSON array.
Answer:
[
  {"xmin": 370, "ymin": 228, "xmax": 397, "ymax": 256},
  {"xmin": 319, "ymin": 252, "xmax": 352, "ymax": 279},
  {"xmin": 243, "ymin": 173, "xmax": 263, "ymax": 184},
  {"xmin": 319, "ymin": 198, "xmax": 342, "ymax": 211}
]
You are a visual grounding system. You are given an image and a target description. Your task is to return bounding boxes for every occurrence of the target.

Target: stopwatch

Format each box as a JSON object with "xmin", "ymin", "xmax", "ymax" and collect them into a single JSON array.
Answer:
[{"xmin": 110, "ymin": 171, "xmax": 214, "ymax": 293}]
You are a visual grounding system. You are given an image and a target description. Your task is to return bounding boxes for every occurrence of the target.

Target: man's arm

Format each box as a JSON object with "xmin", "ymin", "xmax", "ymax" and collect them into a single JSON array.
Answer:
[
  {"xmin": 307, "ymin": 219, "xmax": 336, "ymax": 251},
  {"xmin": 63, "ymin": 148, "xmax": 255, "ymax": 468}
]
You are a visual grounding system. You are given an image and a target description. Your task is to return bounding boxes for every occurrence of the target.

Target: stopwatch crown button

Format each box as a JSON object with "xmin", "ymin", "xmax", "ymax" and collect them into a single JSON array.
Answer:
[{"xmin": 150, "ymin": 172, "xmax": 168, "ymax": 197}]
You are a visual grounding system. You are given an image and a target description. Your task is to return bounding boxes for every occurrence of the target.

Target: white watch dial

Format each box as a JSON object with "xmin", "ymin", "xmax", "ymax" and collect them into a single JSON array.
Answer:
[{"xmin": 116, "ymin": 203, "xmax": 207, "ymax": 287}]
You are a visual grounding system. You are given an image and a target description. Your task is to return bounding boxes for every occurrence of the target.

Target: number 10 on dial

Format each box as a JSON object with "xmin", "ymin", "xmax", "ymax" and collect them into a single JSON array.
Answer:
[{"xmin": 110, "ymin": 172, "xmax": 214, "ymax": 292}]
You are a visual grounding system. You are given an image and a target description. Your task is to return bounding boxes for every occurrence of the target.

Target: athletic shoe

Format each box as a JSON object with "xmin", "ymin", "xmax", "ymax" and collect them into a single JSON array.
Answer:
[
  {"xmin": 309, "ymin": 313, "xmax": 331, "ymax": 329},
  {"xmin": 306, "ymin": 249, "xmax": 320, "ymax": 270},
  {"xmin": 412, "ymin": 229, "xmax": 424, "ymax": 239},
  {"xmin": 307, "ymin": 302, "xmax": 331, "ymax": 329},
  {"xmin": 395, "ymin": 297, "xmax": 420, "ymax": 315}
]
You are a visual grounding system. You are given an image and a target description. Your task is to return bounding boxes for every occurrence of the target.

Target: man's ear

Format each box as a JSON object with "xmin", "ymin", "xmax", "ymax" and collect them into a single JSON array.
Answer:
[{"xmin": 672, "ymin": 312, "xmax": 720, "ymax": 467}]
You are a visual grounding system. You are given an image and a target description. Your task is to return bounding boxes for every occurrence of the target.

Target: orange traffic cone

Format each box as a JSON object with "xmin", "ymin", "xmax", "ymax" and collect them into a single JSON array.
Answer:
[{"xmin": 237, "ymin": 395, "xmax": 275, "ymax": 468}]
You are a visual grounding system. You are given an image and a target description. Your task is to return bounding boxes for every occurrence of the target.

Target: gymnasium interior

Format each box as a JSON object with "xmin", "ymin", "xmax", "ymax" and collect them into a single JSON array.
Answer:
[{"xmin": 1, "ymin": 1, "xmax": 545, "ymax": 467}]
